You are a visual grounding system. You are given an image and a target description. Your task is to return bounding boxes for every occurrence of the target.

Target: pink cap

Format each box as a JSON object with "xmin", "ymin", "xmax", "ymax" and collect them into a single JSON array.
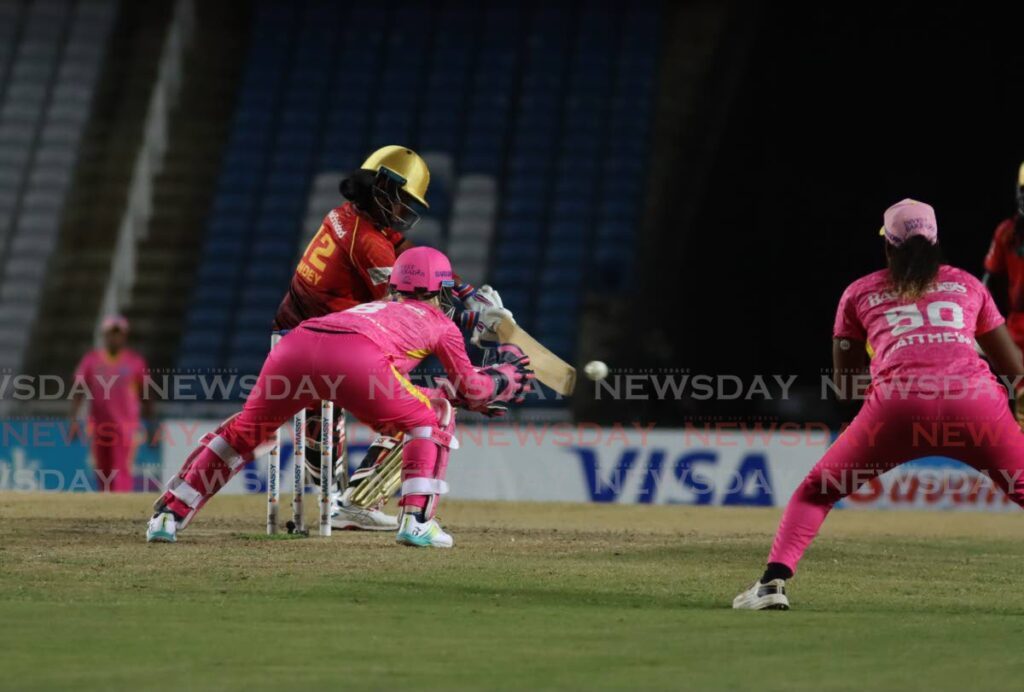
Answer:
[
  {"xmin": 880, "ymin": 199, "xmax": 938, "ymax": 246},
  {"xmin": 389, "ymin": 246, "xmax": 455, "ymax": 293},
  {"xmin": 101, "ymin": 315, "xmax": 129, "ymax": 332}
]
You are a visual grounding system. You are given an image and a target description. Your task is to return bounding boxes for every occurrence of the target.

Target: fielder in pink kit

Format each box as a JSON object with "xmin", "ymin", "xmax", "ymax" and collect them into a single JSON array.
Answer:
[
  {"xmin": 734, "ymin": 199, "xmax": 1024, "ymax": 610},
  {"xmin": 147, "ymin": 247, "xmax": 532, "ymax": 547},
  {"xmin": 71, "ymin": 316, "xmax": 150, "ymax": 492}
]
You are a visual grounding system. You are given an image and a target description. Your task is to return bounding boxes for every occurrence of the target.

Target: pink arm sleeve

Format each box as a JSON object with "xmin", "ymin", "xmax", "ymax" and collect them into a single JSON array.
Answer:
[{"xmin": 432, "ymin": 321, "xmax": 497, "ymax": 405}]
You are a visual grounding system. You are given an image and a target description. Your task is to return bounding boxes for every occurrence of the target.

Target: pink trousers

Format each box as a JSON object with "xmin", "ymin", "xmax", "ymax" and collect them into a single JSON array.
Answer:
[
  {"xmin": 769, "ymin": 388, "xmax": 1024, "ymax": 572},
  {"xmin": 221, "ymin": 328, "xmax": 436, "ymax": 453},
  {"xmin": 161, "ymin": 329, "xmax": 439, "ymax": 521},
  {"xmin": 91, "ymin": 421, "xmax": 137, "ymax": 492}
]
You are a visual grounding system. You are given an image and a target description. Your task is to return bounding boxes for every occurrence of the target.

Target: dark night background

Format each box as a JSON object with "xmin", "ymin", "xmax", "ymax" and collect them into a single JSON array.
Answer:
[{"xmin": 627, "ymin": 3, "xmax": 1024, "ymax": 425}]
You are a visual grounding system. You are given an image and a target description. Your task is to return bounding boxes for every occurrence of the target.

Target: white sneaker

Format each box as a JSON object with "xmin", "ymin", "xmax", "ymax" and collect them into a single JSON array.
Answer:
[
  {"xmin": 146, "ymin": 512, "xmax": 177, "ymax": 543},
  {"xmin": 732, "ymin": 578, "xmax": 790, "ymax": 610},
  {"xmin": 331, "ymin": 490, "xmax": 398, "ymax": 531},
  {"xmin": 395, "ymin": 512, "xmax": 453, "ymax": 548}
]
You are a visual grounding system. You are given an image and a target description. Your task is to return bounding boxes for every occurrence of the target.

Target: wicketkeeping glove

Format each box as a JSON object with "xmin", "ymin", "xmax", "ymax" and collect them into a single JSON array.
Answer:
[
  {"xmin": 434, "ymin": 377, "xmax": 509, "ymax": 418},
  {"xmin": 482, "ymin": 345, "xmax": 534, "ymax": 404}
]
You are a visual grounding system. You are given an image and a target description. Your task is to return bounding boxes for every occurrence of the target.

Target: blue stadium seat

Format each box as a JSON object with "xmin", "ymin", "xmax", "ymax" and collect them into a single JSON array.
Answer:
[
  {"xmin": 545, "ymin": 238, "xmax": 586, "ymax": 259},
  {"xmin": 496, "ymin": 239, "xmax": 542, "ymax": 264},
  {"xmin": 203, "ymin": 238, "xmax": 244, "ymax": 262},
  {"xmin": 181, "ymin": 331, "xmax": 223, "ymax": 354},
  {"xmin": 461, "ymin": 150, "xmax": 503, "ymax": 175},
  {"xmin": 541, "ymin": 266, "xmax": 582, "ymax": 291},
  {"xmin": 189, "ymin": 284, "xmax": 233, "ymax": 309},
  {"xmin": 501, "ymin": 219, "xmax": 544, "ymax": 242},
  {"xmin": 540, "ymin": 336, "xmax": 574, "ymax": 361},
  {"xmin": 508, "ymin": 153, "xmax": 549, "ymax": 176},
  {"xmin": 491, "ymin": 265, "xmax": 535, "ymax": 288},
  {"xmin": 188, "ymin": 305, "xmax": 231, "ymax": 328},
  {"xmin": 538, "ymin": 289, "xmax": 580, "ymax": 314},
  {"xmin": 498, "ymin": 287, "xmax": 531, "ymax": 314},
  {"xmin": 550, "ymin": 221, "xmax": 587, "ymax": 242},
  {"xmin": 506, "ymin": 177, "xmax": 547, "ymax": 201},
  {"xmin": 250, "ymin": 238, "xmax": 294, "ymax": 260},
  {"xmin": 535, "ymin": 315, "xmax": 576, "ymax": 338},
  {"xmin": 552, "ymin": 197, "xmax": 590, "ymax": 220},
  {"xmin": 208, "ymin": 217, "xmax": 247, "ymax": 238},
  {"xmin": 212, "ymin": 193, "xmax": 251, "ymax": 216},
  {"xmin": 503, "ymin": 195, "xmax": 545, "ymax": 218}
]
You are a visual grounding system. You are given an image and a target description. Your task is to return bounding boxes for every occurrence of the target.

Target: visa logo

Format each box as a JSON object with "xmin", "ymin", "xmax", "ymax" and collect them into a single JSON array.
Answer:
[{"xmin": 571, "ymin": 447, "xmax": 774, "ymax": 506}]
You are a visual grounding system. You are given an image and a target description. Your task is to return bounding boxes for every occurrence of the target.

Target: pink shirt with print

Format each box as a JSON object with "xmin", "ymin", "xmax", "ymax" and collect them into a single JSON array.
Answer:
[
  {"xmin": 74, "ymin": 348, "xmax": 147, "ymax": 427},
  {"xmin": 833, "ymin": 265, "xmax": 1005, "ymax": 394}
]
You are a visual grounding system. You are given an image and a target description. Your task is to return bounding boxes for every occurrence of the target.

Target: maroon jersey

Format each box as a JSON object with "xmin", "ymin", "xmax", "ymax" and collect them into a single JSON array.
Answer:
[
  {"xmin": 273, "ymin": 202, "xmax": 405, "ymax": 330},
  {"xmin": 983, "ymin": 215, "xmax": 1024, "ymax": 348}
]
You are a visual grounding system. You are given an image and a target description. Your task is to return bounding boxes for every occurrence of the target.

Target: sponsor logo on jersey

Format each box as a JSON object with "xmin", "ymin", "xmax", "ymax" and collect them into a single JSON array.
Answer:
[
  {"xmin": 327, "ymin": 210, "xmax": 347, "ymax": 239},
  {"xmin": 367, "ymin": 267, "xmax": 393, "ymax": 285},
  {"xmin": 867, "ymin": 281, "xmax": 967, "ymax": 307}
]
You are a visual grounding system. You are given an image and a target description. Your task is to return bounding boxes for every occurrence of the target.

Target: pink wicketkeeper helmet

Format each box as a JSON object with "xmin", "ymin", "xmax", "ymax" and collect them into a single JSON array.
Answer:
[
  {"xmin": 390, "ymin": 246, "xmax": 456, "ymax": 293},
  {"xmin": 879, "ymin": 198, "xmax": 938, "ymax": 246}
]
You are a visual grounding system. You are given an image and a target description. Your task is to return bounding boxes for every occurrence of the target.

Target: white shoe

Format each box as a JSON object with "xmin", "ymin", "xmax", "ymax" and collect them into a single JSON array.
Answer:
[
  {"xmin": 395, "ymin": 512, "xmax": 453, "ymax": 548},
  {"xmin": 146, "ymin": 512, "xmax": 177, "ymax": 543},
  {"xmin": 331, "ymin": 491, "xmax": 398, "ymax": 531},
  {"xmin": 732, "ymin": 578, "xmax": 790, "ymax": 610}
]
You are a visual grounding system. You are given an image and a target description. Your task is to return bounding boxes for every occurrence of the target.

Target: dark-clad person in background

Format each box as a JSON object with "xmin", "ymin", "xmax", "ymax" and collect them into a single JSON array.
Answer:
[{"xmin": 982, "ymin": 162, "xmax": 1024, "ymax": 351}]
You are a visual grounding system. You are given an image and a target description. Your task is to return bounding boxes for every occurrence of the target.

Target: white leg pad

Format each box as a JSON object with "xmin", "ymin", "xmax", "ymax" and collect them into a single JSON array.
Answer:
[
  {"xmin": 401, "ymin": 477, "xmax": 450, "ymax": 496},
  {"xmin": 206, "ymin": 434, "xmax": 245, "ymax": 470},
  {"xmin": 169, "ymin": 480, "xmax": 203, "ymax": 509}
]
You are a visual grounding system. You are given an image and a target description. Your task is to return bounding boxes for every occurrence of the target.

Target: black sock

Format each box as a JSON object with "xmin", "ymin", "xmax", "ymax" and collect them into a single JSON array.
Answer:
[
  {"xmin": 760, "ymin": 562, "xmax": 793, "ymax": 584},
  {"xmin": 153, "ymin": 503, "xmax": 185, "ymax": 523}
]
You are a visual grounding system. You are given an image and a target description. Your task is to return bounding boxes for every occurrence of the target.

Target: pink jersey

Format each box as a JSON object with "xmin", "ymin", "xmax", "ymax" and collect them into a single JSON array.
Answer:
[
  {"xmin": 73, "ymin": 348, "xmax": 147, "ymax": 425},
  {"xmin": 833, "ymin": 265, "xmax": 1005, "ymax": 393},
  {"xmin": 301, "ymin": 299, "xmax": 496, "ymax": 402}
]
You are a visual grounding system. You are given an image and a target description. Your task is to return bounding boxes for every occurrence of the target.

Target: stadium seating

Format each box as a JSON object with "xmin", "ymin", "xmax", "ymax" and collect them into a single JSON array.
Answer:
[
  {"xmin": 179, "ymin": 0, "xmax": 660, "ymax": 391},
  {"xmin": 0, "ymin": 0, "xmax": 116, "ymax": 370}
]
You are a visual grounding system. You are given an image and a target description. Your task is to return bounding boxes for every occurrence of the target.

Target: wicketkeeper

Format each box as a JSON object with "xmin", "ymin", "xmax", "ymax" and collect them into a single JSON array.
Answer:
[{"xmin": 148, "ymin": 248, "xmax": 532, "ymax": 547}]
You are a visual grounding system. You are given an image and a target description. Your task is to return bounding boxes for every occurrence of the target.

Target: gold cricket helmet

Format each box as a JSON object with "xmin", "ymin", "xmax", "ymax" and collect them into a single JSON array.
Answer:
[
  {"xmin": 1017, "ymin": 161, "xmax": 1024, "ymax": 216},
  {"xmin": 361, "ymin": 145, "xmax": 430, "ymax": 208}
]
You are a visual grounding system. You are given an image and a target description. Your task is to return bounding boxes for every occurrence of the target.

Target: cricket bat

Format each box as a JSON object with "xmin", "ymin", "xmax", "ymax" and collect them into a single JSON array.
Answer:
[{"xmin": 494, "ymin": 319, "xmax": 577, "ymax": 396}]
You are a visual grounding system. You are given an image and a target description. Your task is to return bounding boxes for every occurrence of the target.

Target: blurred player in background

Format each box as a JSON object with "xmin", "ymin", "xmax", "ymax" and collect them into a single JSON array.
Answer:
[
  {"xmin": 70, "ymin": 316, "xmax": 152, "ymax": 492},
  {"xmin": 982, "ymin": 162, "xmax": 1024, "ymax": 351},
  {"xmin": 734, "ymin": 199, "xmax": 1024, "ymax": 610},
  {"xmin": 148, "ymin": 248, "xmax": 532, "ymax": 546},
  {"xmin": 272, "ymin": 145, "xmax": 511, "ymax": 531}
]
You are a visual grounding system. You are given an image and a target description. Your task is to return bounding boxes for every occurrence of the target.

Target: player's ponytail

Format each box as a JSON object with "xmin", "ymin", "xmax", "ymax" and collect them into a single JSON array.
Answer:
[
  {"xmin": 885, "ymin": 236, "xmax": 943, "ymax": 300},
  {"xmin": 339, "ymin": 169, "xmax": 376, "ymax": 212}
]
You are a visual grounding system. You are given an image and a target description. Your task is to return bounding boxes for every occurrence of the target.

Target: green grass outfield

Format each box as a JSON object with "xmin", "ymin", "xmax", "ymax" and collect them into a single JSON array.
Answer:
[{"xmin": 3, "ymin": 493, "xmax": 1024, "ymax": 691}]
